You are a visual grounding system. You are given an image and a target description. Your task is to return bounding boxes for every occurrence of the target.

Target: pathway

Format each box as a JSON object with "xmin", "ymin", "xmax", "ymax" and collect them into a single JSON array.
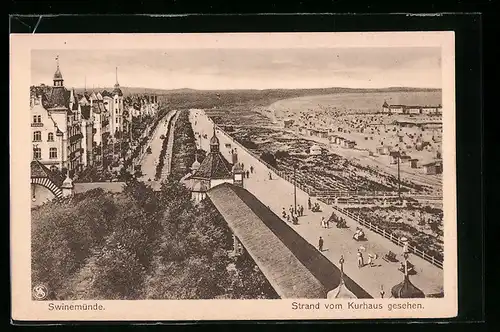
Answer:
[
  {"xmin": 139, "ymin": 110, "xmax": 176, "ymax": 182},
  {"xmin": 161, "ymin": 111, "xmax": 180, "ymax": 178},
  {"xmin": 190, "ymin": 109, "xmax": 444, "ymax": 298}
]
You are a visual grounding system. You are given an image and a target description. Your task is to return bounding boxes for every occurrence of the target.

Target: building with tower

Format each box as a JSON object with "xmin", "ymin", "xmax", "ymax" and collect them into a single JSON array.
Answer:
[
  {"xmin": 182, "ymin": 127, "xmax": 241, "ymax": 203},
  {"xmin": 30, "ymin": 56, "xmax": 84, "ymax": 174},
  {"xmin": 110, "ymin": 67, "xmax": 124, "ymax": 135}
]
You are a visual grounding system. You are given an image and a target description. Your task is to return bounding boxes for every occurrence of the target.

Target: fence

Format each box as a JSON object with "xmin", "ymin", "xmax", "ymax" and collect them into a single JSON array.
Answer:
[
  {"xmin": 210, "ymin": 119, "xmax": 444, "ymax": 269},
  {"xmin": 333, "ymin": 205, "xmax": 443, "ymax": 269}
]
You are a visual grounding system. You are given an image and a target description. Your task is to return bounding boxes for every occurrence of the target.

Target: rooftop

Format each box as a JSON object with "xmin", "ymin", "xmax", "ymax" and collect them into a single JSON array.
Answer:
[
  {"xmin": 30, "ymin": 160, "xmax": 64, "ymax": 187},
  {"xmin": 206, "ymin": 182, "xmax": 372, "ymax": 299}
]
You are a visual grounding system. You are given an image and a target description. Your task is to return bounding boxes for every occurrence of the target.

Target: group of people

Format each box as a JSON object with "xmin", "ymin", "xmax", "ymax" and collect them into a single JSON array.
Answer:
[
  {"xmin": 307, "ymin": 197, "xmax": 321, "ymax": 212},
  {"xmin": 357, "ymin": 249, "xmax": 378, "ymax": 268},
  {"xmin": 329, "ymin": 212, "xmax": 348, "ymax": 228},
  {"xmin": 320, "ymin": 216, "xmax": 330, "ymax": 228},
  {"xmin": 353, "ymin": 227, "xmax": 366, "ymax": 241},
  {"xmin": 282, "ymin": 204, "xmax": 304, "ymax": 225}
]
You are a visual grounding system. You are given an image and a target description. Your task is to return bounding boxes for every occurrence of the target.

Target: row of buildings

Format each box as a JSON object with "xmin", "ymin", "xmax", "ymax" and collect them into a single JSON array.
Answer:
[
  {"xmin": 382, "ymin": 101, "xmax": 442, "ymax": 115},
  {"xmin": 30, "ymin": 58, "xmax": 160, "ymax": 176}
]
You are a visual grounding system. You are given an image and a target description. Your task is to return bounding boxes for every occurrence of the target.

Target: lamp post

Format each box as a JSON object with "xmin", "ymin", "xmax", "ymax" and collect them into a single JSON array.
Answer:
[
  {"xmin": 397, "ymin": 151, "xmax": 401, "ymax": 201},
  {"xmin": 293, "ymin": 164, "xmax": 297, "ymax": 214}
]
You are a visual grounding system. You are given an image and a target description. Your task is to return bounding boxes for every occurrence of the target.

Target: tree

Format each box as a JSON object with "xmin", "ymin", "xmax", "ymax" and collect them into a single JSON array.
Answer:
[{"xmin": 90, "ymin": 231, "xmax": 146, "ymax": 300}]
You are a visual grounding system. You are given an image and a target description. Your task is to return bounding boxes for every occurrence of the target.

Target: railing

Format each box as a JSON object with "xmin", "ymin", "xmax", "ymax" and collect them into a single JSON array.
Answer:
[
  {"xmin": 333, "ymin": 205, "xmax": 443, "ymax": 269},
  {"xmin": 208, "ymin": 116, "xmax": 444, "ymax": 270}
]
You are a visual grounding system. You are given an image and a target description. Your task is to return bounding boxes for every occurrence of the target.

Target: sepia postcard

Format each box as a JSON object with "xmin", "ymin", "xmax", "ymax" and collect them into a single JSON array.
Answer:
[{"xmin": 10, "ymin": 32, "xmax": 457, "ymax": 321}]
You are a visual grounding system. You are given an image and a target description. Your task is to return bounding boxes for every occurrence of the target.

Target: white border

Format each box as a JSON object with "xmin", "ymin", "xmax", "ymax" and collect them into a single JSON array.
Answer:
[{"xmin": 10, "ymin": 32, "xmax": 457, "ymax": 321}]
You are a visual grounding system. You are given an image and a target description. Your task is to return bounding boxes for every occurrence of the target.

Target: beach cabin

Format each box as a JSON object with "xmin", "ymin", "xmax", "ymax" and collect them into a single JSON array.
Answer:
[
  {"xmin": 310, "ymin": 144, "xmax": 322, "ymax": 156},
  {"xmin": 346, "ymin": 140, "xmax": 356, "ymax": 149},
  {"xmin": 400, "ymin": 155, "xmax": 412, "ymax": 164},
  {"xmin": 382, "ymin": 146, "xmax": 391, "ymax": 155},
  {"xmin": 283, "ymin": 119, "xmax": 294, "ymax": 129},
  {"xmin": 410, "ymin": 159, "xmax": 419, "ymax": 169},
  {"xmin": 423, "ymin": 161, "xmax": 443, "ymax": 175},
  {"xmin": 376, "ymin": 146, "xmax": 385, "ymax": 155},
  {"xmin": 318, "ymin": 130, "xmax": 329, "ymax": 139}
]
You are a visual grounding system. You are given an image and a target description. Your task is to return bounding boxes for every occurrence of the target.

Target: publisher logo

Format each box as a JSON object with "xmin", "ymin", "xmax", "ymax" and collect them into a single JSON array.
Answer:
[{"xmin": 32, "ymin": 284, "xmax": 48, "ymax": 300}]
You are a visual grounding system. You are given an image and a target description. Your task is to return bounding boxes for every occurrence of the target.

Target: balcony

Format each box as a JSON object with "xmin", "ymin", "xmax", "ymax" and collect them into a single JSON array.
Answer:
[
  {"xmin": 69, "ymin": 133, "xmax": 83, "ymax": 144},
  {"xmin": 31, "ymin": 123, "xmax": 44, "ymax": 127}
]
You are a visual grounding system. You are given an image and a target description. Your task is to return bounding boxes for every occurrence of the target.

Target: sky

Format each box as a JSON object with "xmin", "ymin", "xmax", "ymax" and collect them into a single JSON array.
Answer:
[{"xmin": 31, "ymin": 47, "xmax": 442, "ymax": 90}]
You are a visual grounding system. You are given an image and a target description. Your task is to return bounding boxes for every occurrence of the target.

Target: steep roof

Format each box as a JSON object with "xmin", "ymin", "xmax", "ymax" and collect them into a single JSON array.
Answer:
[
  {"xmin": 206, "ymin": 183, "xmax": 372, "ymax": 299},
  {"xmin": 81, "ymin": 105, "xmax": 91, "ymax": 120},
  {"xmin": 191, "ymin": 151, "xmax": 233, "ymax": 180},
  {"xmin": 47, "ymin": 87, "xmax": 70, "ymax": 110},
  {"xmin": 30, "ymin": 160, "xmax": 64, "ymax": 187},
  {"xmin": 101, "ymin": 90, "xmax": 111, "ymax": 98}
]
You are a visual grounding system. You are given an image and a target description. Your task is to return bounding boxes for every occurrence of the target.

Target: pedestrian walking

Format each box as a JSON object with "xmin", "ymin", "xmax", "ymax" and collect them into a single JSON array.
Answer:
[
  {"xmin": 289, "ymin": 205, "xmax": 293, "ymax": 215},
  {"xmin": 308, "ymin": 197, "xmax": 312, "ymax": 210},
  {"xmin": 250, "ymin": 166, "xmax": 254, "ymax": 174},
  {"xmin": 357, "ymin": 251, "xmax": 364, "ymax": 268},
  {"xmin": 321, "ymin": 216, "xmax": 326, "ymax": 228},
  {"xmin": 318, "ymin": 237, "xmax": 324, "ymax": 252},
  {"xmin": 286, "ymin": 214, "xmax": 291, "ymax": 223},
  {"xmin": 380, "ymin": 286, "xmax": 385, "ymax": 298},
  {"xmin": 246, "ymin": 170, "xmax": 250, "ymax": 178},
  {"xmin": 282, "ymin": 207, "xmax": 286, "ymax": 219}
]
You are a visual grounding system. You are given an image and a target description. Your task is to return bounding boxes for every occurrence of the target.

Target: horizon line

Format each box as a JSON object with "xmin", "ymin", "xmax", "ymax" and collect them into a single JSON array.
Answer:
[{"xmin": 39, "ymin": 85, "xmax": 442, "ymax": 92}]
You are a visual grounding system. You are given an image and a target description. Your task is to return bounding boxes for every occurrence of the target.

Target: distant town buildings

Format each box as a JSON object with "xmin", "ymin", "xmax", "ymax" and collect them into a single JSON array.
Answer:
[
  {"xmin": 382, "ymin": 101, "xmax": 442, "ymax": 115},
  {"xmin": 30, "ymin": 56, "xmax": 160, "ymax": 179}
]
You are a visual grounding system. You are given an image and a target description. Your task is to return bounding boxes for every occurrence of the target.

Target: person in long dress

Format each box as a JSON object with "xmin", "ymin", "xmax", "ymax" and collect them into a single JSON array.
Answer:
[{"xmin": 357, "ymin": 251, "xmax": 364, "ymax": 268}]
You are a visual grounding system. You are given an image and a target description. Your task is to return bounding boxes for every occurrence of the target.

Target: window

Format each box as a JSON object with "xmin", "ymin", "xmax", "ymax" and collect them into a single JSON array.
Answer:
[
  {"xmin": 33, "ymin": 147, "xmax": 41, "ymax": 159},
  {"xmin": 47, "ymin": 132, "xmax": 54, "ymax": 141},
  {"xmin": 33, "ymin": 115, "xmax": 37, "ymax": 123},
  {"xmin": 32, "ymin": 115, "xmax": 42, "ymax": 123},
  {"xmin": 33, "ymin": 131, "xmax": 41, "ymax": 142},
  {"xmin": 49, "ymin": 148, "xmax": 57, "ymax": 159},
  {"xmin": 50, "ymin": 166, "xmax": 58, "ymax": 172}
]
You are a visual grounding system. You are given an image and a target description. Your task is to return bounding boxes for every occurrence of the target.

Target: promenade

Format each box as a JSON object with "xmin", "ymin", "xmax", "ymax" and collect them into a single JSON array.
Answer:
[
  {"xmin": 190, "ymin": 109, "xmax": 443, "ymax": 298},
  {"xmin": 139, "ymin": 111, "xmax": 176, "ymax": 182}
]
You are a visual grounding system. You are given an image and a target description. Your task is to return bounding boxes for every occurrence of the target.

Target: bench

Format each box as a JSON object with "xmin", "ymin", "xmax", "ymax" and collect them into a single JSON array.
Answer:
[{"xmin": 383, "ymin": 251, "xmax": 399, "ymax": 263}]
